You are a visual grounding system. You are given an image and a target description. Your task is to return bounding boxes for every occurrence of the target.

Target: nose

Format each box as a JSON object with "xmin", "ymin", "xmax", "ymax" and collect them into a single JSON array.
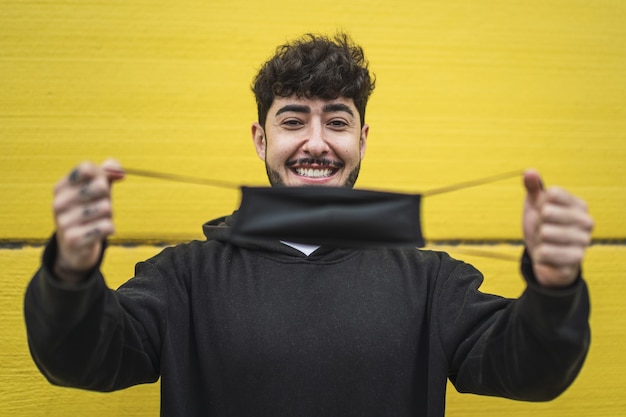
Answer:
[{"xmin": 302, "ymin": 124, "xmax": 330, "ymax": 157}]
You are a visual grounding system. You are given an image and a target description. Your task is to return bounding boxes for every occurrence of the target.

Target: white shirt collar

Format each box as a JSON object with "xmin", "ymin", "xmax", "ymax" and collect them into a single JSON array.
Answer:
[{"xmin": 280, "ymin": 241, "xmax": 320, "ymax": 256}]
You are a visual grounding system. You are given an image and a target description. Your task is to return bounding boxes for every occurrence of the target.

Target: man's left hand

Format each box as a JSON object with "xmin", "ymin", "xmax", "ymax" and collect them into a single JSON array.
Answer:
[{"xmin": 523, "ymin": 170, "xmax": 594, "ymax": 288}]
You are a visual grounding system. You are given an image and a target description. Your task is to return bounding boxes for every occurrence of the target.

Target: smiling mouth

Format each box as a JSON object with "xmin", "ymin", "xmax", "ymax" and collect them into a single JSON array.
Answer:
[
  {"xmin": 294, "ymin": 167, "xmax": 336, "ymax": 178},
  {"xmin": 287, "ymin": 158, "xmax": 343, "ymax": 179}
]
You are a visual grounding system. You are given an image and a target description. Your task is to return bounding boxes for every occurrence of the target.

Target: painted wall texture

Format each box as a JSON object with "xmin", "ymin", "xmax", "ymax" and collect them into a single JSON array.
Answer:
[{"xmin": 1, "ymin": 0, "xmax": 625, "ymax": 415}]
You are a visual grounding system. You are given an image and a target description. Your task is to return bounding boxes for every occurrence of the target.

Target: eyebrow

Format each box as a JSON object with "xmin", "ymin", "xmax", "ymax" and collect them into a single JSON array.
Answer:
[
  {"xmin": 274, "ymin": 103, "xmax": 355, "ymax": 118},
  {"xmin": 322, "ymin": 103, "xmax": 354, "ymax": 117},
  {"xmin": 275, "ymin": 104, "xmax": 310, "ymax": 116}
]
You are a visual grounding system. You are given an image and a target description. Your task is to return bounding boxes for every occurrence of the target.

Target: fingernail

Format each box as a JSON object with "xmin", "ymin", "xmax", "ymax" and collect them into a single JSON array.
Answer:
[{"xmin": 69, "ymin": 168, "xmax": 80, "ymax": 184}]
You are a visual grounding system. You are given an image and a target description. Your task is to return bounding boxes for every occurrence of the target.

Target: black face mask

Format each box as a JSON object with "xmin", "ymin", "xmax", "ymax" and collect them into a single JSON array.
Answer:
[{"xmin": 230, "ymin": 186, "xmax": 424, "ymax": 248}]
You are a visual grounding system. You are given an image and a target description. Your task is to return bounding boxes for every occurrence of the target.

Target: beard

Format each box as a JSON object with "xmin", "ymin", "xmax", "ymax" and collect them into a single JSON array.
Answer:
[{"xmin": 265, "ymin": 162, "xmax": 361, "ymax": 188}]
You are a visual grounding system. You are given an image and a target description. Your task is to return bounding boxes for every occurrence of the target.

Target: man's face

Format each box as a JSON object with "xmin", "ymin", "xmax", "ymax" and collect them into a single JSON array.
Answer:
[{"xmin": 252, "ymin": 96, "xmax": 368, "ymax": 188}]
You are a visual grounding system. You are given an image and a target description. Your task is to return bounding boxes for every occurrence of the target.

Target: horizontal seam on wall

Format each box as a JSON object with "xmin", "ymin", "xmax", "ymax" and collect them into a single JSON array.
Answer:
[{"xmin": 1, "ymin": 239, "xmax": 626, "ymax": 249}]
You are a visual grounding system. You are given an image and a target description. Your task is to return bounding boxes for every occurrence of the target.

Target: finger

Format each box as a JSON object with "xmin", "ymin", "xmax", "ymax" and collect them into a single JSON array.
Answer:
[
  {"xmin": 539, "ymin": 203, "xmax": 595, "ymax": 229},
  {"xmin": 538, "ymin": 223, "xmax": 593, "ymax": 246},
  {"xmin": 60, "ymin": 218, "xmax": 115, "ymax": 249},
  {"xmin": 53, "ymin": 174, "xmax": 112, "ymax": 214},
  {"xmin": 101, "ymin": 158, "xmax": 125, "ymax": 182},
  {"xmin": 56, "ymin": 198, "xmax": 113, "ymax": 231},
  {"xmin": 76, "ymin": 174, "xmax": 111, "ymax": 201},
  {"xmin": 80, "ymin": 199, "xmax": 112, "ymax": 221},
  {"xmin": 55, "ymin": 162, "xmax": 101, "ymax": 192},
  {"xmin": 543, "ymin": 187, "xmax": 590, "ymax": 211},
  {"xmin": 523, "ymin": 169, "xmax": 544, "ymax": 206},
  {"xmin": 55, "ymin": 160, "xmax": 124, "ymax": 195}
]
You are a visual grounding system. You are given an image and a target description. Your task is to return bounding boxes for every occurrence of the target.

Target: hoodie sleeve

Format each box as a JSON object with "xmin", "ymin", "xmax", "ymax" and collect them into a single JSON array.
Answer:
[
  {"xmin": 23, "ymin": 236, "xmax": 163, "ymax": 391},
  {"xmin": 439, "ymin": 250, "xmax": 590, "ymax": 401}
]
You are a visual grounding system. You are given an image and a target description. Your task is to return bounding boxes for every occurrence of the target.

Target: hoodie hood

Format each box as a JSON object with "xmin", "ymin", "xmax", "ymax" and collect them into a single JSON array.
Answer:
[
  {"xmin": 202, "ymin": 211, "xmax": 313, "ymax": 256},
  {"xmin": 202, "ymin": 212, "xmax": 237, "ymax": 242}
]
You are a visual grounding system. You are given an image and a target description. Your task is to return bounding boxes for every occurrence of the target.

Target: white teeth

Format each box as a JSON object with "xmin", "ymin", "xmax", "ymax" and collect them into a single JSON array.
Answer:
[{"xmin": 295, "ymin": 168, "xmax": 333, "ymax": 178}]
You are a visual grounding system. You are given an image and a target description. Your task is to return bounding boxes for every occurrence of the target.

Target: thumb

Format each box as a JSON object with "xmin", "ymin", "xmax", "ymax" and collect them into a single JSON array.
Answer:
[
  {"xmin": 524, "ymin": 169, "xmax": 544, "ymax": 206},
  {"xmin": 101, "ymin": 158, "xmax": 125, "ymax": 182}
]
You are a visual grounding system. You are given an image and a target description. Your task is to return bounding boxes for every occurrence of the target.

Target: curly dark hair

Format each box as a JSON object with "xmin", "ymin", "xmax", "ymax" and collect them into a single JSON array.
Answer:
[{"xmin": 252, "ymin": 33, "xmax": 375, "ymax": 128}]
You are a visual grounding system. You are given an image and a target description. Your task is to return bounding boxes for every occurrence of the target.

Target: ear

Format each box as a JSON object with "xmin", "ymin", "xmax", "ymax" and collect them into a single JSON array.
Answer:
[
  {"xmin": 359, "ymin": 124, "xmax": 369, "ymax": 160},
  {"xmin": 251, "ymin": 122, "xmax": 266, "ymax": 160}
]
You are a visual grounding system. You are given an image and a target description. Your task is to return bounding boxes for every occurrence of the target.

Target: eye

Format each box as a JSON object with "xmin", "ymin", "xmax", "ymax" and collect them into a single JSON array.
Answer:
[
  {"xmin": 327, "ymin": 119, "xmax": 349, "ymax": 129},
  {"xmin": 281, "ymin": 119, "xmax": 304, "ymax": 129}
]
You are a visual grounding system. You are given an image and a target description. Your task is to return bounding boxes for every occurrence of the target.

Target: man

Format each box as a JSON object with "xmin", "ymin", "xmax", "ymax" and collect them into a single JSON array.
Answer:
[{"xmin": 25, "ymin": 33, "xmax": 594, "ymax": 416}]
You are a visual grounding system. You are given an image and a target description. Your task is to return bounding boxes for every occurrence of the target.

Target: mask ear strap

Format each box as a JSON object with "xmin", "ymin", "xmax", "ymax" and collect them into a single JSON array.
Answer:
[
  {"xmin": 421, "ymin": 169, "xmax": 526, "ymax": 262},
  {"xmin": 426, "ymin": 245, "xmax": 520, "ymax": 262},
  {"xmin": 422, "ymin": 170, "xmax": 524, "ymax": 197},
  {"xmin": 119, "ymin": 167, "xmax": 242, "ymax": 190},
  {"xmin": 119, "ymin": 166, "xmax": 523, "ymax": 195}
]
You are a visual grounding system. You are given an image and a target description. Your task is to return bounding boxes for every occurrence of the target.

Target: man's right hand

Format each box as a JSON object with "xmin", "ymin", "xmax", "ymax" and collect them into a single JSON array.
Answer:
[{"xmin": 52, "ymin": 159, "xmax": 125, "ymax": 284}]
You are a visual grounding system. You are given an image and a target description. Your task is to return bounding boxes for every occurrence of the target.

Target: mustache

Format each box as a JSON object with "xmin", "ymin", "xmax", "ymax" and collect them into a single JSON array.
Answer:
[{"xmin": 286, "ymin": 158, "xmax": 344, "ymax": 168}]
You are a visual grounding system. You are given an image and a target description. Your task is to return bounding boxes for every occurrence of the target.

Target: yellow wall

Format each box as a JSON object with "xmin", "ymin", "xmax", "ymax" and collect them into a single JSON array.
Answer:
[{"xmin": 1, "ymin": 0, "xmax": 625, "ymax": 415}]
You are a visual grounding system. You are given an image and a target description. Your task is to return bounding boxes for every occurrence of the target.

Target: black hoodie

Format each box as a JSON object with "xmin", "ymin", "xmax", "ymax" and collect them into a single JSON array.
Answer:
[{"xmin": 24, "ymin": 213, "xmax": 590, "ymax": 417}]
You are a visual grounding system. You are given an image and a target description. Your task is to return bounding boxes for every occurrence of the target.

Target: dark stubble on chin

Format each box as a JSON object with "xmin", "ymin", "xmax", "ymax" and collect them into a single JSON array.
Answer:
[{"xmin": 265, "ymin": 162, "xmax": 361, "ymax": 188}]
